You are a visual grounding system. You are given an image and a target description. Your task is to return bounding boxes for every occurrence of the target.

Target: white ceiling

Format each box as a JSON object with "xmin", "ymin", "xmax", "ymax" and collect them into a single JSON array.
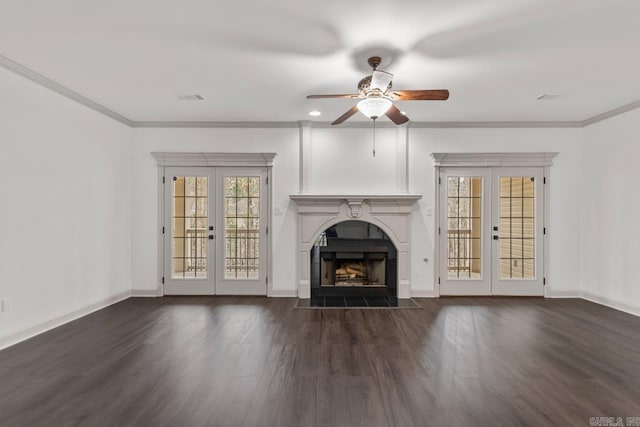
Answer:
[{"xmin": 1, "ymin": 0, "xmax": 639, "ymax": 123}]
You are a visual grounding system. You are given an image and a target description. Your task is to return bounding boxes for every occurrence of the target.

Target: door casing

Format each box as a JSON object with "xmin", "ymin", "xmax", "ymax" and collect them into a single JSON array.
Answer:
[
  {"xmin": 434, "ymin": 161, "xmax": 550, "ymax": 297},
  {"xmin": 158, "ymin": 165, "xmax": 272, "ymax": 296}
]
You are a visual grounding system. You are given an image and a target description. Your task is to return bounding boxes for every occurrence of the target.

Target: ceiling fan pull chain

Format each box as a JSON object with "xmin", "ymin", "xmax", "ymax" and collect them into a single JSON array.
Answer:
[{"xmin": 372, "ymin": 118, "xmax": 376, "ymax": 157}]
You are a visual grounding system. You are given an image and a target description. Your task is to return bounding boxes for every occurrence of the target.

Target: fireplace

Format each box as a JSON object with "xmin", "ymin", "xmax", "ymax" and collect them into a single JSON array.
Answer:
[
  {"xmin": 289, "ymin": 194, "xmax": 421, "ymax": 299},
  {"xmin": 311, "ymin": 221, "xmax": 397, "ymax": 297}
]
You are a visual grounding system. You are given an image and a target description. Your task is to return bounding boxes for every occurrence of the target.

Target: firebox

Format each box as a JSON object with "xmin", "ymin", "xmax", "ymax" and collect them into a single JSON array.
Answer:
[
  {"xmin": 310, "ymin": 222, "xmax": 397, "ymax": 297},
  {"xmin": 321, "ymin": 249, "xmax": 387, "ymax": 287}
]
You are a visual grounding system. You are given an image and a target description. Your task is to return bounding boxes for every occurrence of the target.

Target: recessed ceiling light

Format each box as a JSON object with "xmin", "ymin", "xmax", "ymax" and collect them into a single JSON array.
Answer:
[
  {"xmin": 177, "ymin": 94, "xmax": 205, "ymax": 101},
  {"xmin": 536, "ymin": 94, "xmax": 561, "ymax": 100},
  {"xmin": 309, "ymin": 110, "xmax": 322, "ymax": 117}
]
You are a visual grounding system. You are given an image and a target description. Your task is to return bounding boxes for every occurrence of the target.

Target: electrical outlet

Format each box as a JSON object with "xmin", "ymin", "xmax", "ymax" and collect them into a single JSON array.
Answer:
[{"xmin": 1, "ymin": 299, "xmax": 11, "ymax": 313}]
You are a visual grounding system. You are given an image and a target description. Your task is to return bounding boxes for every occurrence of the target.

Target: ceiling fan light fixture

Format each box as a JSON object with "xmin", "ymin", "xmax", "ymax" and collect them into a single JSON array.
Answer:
[{"xmin": 357, "ymin": 98, "xmax": 392, "ymax": 119}]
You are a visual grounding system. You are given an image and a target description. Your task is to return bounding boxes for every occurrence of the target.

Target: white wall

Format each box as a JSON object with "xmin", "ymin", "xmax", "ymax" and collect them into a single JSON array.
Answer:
[
  {"xmin": 0, "ymin": 67, "xmax": 133, "ymax": 346},
  {"xmin": 582, "ymin": 109, "xmax": 640, "ymax": 314},
  {"xmin": 131, "ymin": 128, "xmax": 300, "ymax": 295},
  {"xmin": 131, "ymin": 125, "xmax": 583, "ymax": 296},
  {"xmin": 309, "ymin": 127, "xmax": 399, "ymax": 194}
]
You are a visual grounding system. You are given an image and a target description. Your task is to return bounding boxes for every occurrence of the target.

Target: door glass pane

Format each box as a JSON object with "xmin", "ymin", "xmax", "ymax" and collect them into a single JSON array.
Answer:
[
  {"xmin": 225, "ymin": 176, "xmax": 260, "ymax": 279},
  {"xmin": 447, "ymin": 176, "xmax": 483, "ymax": 279},
  {"xmin": 172, "ymin": 176, "xmax": 208, "ymax": 278},
  {"xmin": 499, "ymin": 177, "xmax": 535, "ymax": 279}
]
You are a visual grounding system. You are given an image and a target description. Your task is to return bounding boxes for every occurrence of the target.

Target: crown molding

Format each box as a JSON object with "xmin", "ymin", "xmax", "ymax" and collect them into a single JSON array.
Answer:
[
  {"xmin": 133, "ymin": 121, "xmax": 297, "ymax": 128},
  {"xmin": 1, "ymin": 54, "xmax": 639, "ymax": 130},
  {"xmin": 0, "ymin": 54, "xmax": 133, "ymax": 126},
  {"xmin": 581, "ymin": 99, "xmax": 640, "ymax": 127},
  {"xmin": 133, "ymin": 120, "xmax": 584, "ymax": 129},
  {"xmin": 409, "ymin": 121, "xmax": 583, "ymax": 128}
]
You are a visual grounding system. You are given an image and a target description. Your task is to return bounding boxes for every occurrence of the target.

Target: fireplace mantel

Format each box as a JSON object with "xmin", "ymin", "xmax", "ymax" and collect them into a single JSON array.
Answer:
[{"xmin": 289, "ymin": 193, "xmax": 421, "ymax": 299}]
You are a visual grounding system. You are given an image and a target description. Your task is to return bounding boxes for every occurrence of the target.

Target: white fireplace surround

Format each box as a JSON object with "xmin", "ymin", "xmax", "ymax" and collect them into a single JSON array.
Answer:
[{"xmin": 289, "ymin": 194, "xmax": 421, "ymax": 299}]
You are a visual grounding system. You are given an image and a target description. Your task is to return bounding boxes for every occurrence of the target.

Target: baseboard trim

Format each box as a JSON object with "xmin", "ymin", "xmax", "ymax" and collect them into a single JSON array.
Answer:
[
  {"xmin": 411, "ymin": 290, "xmax": 439, "ymax": 298},
  {"xmin": 0, "ymin": 291, "xmax": 131, "ymax": 350},
  {"xmin": 546, "ymin": 289, "xmax": 581, "ymax": 298},
  {"xmin": 269, "ymin": 289, "xmax": 298, "ymax": 297},
  {"xmin": 131, "ymin": 289, "xmax": 160, "ymax": 297},
  {"xmin": 580, "ymin": 292, "xmax": 640, "ymax": 318}
]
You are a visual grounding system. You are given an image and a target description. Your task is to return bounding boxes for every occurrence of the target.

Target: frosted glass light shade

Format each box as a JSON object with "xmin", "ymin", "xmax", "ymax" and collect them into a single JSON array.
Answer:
[{"xmin": 357, "ymin": 98, "xmax": 392, "ymax": 119}]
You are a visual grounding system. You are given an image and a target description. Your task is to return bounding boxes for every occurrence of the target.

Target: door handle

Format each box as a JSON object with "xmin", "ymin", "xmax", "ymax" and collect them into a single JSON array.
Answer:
[
  {"xmin": 493, "ymin": 235, "xmax": 499, "ymax": 240},
  {"xmin": 208, "ymin": 235, "xmax": 215, "ymax": 240}
]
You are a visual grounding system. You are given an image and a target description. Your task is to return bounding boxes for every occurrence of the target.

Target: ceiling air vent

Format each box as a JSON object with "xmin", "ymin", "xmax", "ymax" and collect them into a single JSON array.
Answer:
[
  {"xmin": 536, "ymin": 94, "xmax": 561, "ymax": 100},
  {"xmin": 177, "ymin": 94, "xmax": 205, "ymax": 101}
]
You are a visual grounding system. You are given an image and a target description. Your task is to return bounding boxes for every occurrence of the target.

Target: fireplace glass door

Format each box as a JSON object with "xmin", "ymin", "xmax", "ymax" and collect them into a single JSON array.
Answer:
[{"xmin": 321, "ymin": 252, "xmax": 387, "ymax": 287}]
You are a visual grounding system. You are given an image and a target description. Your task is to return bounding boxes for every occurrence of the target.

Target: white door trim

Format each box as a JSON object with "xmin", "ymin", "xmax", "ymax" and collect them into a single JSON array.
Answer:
[{"xmin": 432, "ymin": 152, "xmax": 557, "ymax": 297}]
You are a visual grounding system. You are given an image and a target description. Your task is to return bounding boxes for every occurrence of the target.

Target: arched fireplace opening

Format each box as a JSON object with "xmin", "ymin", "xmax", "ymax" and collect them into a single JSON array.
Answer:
[{"xmin": 310, "ymin": 221, "xmax": 397, "ymax": 298}]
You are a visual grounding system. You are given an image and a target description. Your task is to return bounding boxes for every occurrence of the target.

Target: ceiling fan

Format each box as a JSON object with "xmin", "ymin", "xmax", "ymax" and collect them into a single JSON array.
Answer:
[{"xmin": 307, "ymin": 56, "xmax": 450, "ymax": 125}]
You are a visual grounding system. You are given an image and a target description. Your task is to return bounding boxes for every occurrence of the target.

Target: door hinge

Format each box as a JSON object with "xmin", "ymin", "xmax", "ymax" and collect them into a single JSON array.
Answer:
[
  {"xmin": 438, "ymin": 177, "xmax": 442, "ymax": 185},
  {"xmin": 543, "ymin": 277, "xmax": 546, "ymax": 285},
  {"xmin": 438, "ymin": 277, "xmax": 441, "ymax": 285},
  {"xmin": 162, "ymin": 226, "xmax": 165, "ymax": 234},
  {"xmin": 543, "ymin": 177, "xmax": 547, "ymax": 184},
  {"xmin": 543, "ymin": 227, "xmax": 546, "ymax": 235},
  {"xmin": 162, "ymin": 276, "xmax": 165, "ymax": 284},
  {"xmin": 266, "ymin": 276, "xmax": 269, "ymax": 285},
  {"xmin": 266, "ymin": 176, "xmax": 269, "ymax": 185},
  {"xmin": 162, "ymin": 176, "xmax": 165, "ymax": 184},
  {"xmin": 266, "ymin": 226, "xmax": 269, "ymax": 235},
  {"xmin": 438, "ymin": 227, "xmax": 441, "ymax": 235}
]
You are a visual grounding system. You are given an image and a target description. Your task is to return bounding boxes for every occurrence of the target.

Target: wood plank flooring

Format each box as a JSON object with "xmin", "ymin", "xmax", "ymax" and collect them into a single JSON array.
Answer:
[{"xmin": 1, "ymin": 297, "xmax": 640, "ymax": 426}]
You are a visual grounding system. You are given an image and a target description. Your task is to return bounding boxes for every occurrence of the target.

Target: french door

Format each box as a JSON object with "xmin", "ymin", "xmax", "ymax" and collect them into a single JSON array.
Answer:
[
  {"xmin": 439, "ymin": 167, "xmax": 545, "ymax": 296},
  {"xmin": 163, "ymin": 167, "xmax": 268, "ymax": 295}
]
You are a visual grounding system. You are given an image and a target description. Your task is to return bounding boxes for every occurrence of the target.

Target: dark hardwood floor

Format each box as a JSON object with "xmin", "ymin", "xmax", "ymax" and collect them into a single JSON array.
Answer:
[{"xmin": 2, "ymin": 297, "xmax": 640, "ymax": 426}]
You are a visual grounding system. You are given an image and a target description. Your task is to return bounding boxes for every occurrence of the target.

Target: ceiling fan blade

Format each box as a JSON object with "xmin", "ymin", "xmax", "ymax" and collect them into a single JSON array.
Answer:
[
  {"xmin": 332, "ymin": 105, "xmax": 359, "ymax": 125},
  {"xmin": 307, "ymin": 94, "xmax": 360, "ymax": 99},
  {"xmin": 391, "ymin": 90, "xmax": 450, "ymax": 100},
  {"xmin": 385, "ymin": 105, "xmax": 409, "ymax": 125},
  {"xmin": 370, "ymin": 70, "xmax": 393, "ymax": 91}
]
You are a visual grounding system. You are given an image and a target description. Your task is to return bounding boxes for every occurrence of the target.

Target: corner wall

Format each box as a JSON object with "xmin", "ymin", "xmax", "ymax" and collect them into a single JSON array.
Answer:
[
  {"xmin": 581, "ymin": 109, "xmax": 640, "ymax": 315},
  {"xmin": 0, "ymin": 67, "xmax": 133, "ymax": 348}
]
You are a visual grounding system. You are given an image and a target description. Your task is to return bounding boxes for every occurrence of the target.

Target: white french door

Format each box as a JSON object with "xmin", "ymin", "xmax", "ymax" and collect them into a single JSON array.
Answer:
[
  {"xmin": 163, "ymin": 167, "xmax": 268, "ymax": 295},
  {"xmin": 215, "ymin": 168, "xmax": 268, "ymax": 295},
  {"xmin": 491, "ymin": 168, "xmax": 544, "ymax": 295},
  {"xmin": 439, "ymin": 167, "xmax": 545, "ymax": 296}
]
